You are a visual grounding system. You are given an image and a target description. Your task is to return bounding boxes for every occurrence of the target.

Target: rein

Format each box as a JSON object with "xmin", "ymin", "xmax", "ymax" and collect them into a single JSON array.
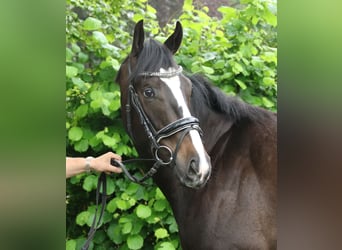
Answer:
[
  {"xmin": 81, "ymin": 60, "xmax": 202, "ymax": 250},
  {"xmin": 81, "ymin": 159, "xmax": 155, "ymax": 250}
]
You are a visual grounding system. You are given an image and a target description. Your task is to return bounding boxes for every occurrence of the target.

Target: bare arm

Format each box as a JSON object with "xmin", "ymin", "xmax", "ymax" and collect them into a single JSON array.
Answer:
[{"xmin": 66, "ymin": 152, "xmax": 122, "ymax": 178}]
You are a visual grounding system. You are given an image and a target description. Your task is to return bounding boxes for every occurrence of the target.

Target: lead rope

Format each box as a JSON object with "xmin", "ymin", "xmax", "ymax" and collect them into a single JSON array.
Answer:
[
  {"xmin": 81, "ymin": 158, "xmax": 158, "ymax": 250},
  {"xmin": 81, "ymin": 173, "xmax": 107, "ymax": 250}
]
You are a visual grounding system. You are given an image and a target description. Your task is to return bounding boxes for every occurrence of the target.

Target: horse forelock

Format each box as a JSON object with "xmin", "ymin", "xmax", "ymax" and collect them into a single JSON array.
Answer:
[
  {"xmin": 132, "ymin": 39, "xmax": 177, "ymax": 81},
  {"xmin": 115, "ymin": 39, "xmax": 177, "ymax": 86}
]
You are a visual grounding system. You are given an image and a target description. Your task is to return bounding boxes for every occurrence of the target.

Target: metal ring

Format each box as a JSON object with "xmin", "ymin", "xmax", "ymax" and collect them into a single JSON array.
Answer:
[{"xmin": 155, "ymin": 145, "xmax": 173, "ymax": 165}]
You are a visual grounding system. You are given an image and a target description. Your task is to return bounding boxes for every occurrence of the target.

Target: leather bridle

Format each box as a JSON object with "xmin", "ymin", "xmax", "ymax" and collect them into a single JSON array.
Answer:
[{"xmin": 122, "ymin": 59, "xmax": 203, "ymax": 183}]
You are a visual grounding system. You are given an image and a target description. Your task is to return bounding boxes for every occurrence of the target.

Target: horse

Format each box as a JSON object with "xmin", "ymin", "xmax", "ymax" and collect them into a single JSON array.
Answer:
[{"xmin": 116, "ymin": 20, "xmax": 277, "ymax": 250}]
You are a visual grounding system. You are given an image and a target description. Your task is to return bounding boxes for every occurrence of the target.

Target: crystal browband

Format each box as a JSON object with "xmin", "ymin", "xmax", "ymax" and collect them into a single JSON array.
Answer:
[{"xmin": 138, "ymin": 66, "xmax": 183, "ymax": 78}]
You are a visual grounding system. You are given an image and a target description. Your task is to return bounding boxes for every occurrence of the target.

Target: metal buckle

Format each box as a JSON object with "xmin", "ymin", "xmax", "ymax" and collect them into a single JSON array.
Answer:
[{"xmin": 155, "ymin": 145, "xmax": 173, "ymax": 165}]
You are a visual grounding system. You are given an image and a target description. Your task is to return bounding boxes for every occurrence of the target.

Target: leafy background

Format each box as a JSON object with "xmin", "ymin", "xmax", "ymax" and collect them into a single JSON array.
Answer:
[{"xmin": 66, "ymin": 0, "xmax": 277, "ymax": 249}]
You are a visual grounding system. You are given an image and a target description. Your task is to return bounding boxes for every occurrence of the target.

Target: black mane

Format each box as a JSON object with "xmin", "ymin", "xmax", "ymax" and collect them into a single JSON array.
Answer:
[
  {"xmin": 116, "ymin": 37, "xmax": 274, "ymax": 124},
  {"xmin": 189, "ymin": 74, "xmax": 273, "ymax": 123}
]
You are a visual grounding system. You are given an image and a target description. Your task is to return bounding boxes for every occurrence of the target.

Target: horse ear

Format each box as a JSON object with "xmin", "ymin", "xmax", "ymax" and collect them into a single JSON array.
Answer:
[
  {"xmin": 131, "ymin": 20, "xmax": 145, "ymax": 57},
  {"xmin": 164, "ymin": 21, "xmax": 183, "ymax": 54}
]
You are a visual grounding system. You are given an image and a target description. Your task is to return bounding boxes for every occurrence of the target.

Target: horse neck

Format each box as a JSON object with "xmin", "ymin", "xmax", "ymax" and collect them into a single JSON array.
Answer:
[
  {"xmin": 193, "ymin": 104, "xmax": 234, "ymax": 155},
  {"xmin": 153, "ymin": 168, "xmax": 192, "ymax": 218}
]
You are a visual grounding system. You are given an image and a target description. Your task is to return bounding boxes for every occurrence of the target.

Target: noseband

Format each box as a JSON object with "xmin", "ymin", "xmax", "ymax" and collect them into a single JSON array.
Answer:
[{"xmin": 123, "ymin": 60, "xmax": 202, "ymax": 182}]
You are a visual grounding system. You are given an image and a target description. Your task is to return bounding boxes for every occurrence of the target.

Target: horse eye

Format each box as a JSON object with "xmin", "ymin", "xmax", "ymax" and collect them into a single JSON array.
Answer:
[{"xmin": 143, "ymin": 88, "xmax": 155, "ymax": 98}]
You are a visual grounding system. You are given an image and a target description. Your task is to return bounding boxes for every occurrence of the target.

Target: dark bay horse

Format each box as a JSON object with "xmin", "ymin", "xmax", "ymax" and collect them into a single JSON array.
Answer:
[{"xmin": 116, "ymin": 20, "xmax": 277, "ymax": 250}]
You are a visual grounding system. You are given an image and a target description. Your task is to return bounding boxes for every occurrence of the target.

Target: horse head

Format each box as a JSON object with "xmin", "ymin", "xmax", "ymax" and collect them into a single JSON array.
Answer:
[{"xmin": 116, "ymin": 20, "xmax": 211, "ymax": 188}]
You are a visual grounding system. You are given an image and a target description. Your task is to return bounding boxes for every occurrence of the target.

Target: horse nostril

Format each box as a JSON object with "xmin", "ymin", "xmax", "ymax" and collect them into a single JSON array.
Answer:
[{"xmin": 188, "ymin": 158, "xmax": 200, "ymax": 176}]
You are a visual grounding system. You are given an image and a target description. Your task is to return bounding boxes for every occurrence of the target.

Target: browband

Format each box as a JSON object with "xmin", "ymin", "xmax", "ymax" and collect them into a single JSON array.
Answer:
[{"xmin": 138, "ymin": 66, "xmax": 183, "ymax": 78}]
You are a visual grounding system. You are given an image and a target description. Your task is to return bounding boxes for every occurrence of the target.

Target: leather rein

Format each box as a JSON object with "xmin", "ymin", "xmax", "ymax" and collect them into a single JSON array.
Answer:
[{"xmin": 81, "ymin": 61, "xmax": 202, "ymax": 250}]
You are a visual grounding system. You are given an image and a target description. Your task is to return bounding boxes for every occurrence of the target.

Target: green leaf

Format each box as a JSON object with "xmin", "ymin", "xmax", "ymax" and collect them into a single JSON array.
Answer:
[
  {"xmin": 221, "ymin": 72, "xmax": 234, "ymax": 80},
  {"xmin": 116, "ymin": 198, "xmax": 129, "ymax": 210},
  {"xmin": 82, "ymin": 175, "xmax": 97, "ymax": 192},
  {"xmin": 66, "ymin": 65, "xmax": 78, "ymax": 78},
  {"xmin": 168, "ymin": 217, "xmax": 179, "ymax": 233},
  {"xmin": 183, "ymin": 0, "xmax": 193, "ymax": 11},
  {"xmin": 101, "ymin": 102, "xmax": 111, "ymax": 116},
  {"xmin": 109, "ymin": 99, "xmax": 120, "ymax": 112},
  {"xmin": 252, "ymin": 16, "xmax": 259, "ymax": 25},
  {"xmin": 127, "ymin": 235, "xmax": 143, "ymax": 250},
  {"xmin": 66, "ymin": 239, "xmax": 76, "ymax": 250},
  {"xmin": 217, "ymin": 6, "xmax": 236, "ymax": 21},
  {"xmin": 74, "ymin": 138, "xmax": 89, "ymax": 152},
  {"xmin": 126, "ymin": 182, "xmax": 140, "ymax": 195},
  {"xmin": 153, "ymin": 199, "xmax": 167, "ymax": 212},
  {"xmin": 93, "ymin": 31, "xmax": 108, "ymax": 44},
  {"xmin": 119, "ymin": 216, "xmax": 132, "ymax": 224},
  {"xmin": 155, "ymin": 228, "xmax": 169, "ymax": 239},
  {"xmin": 78, "ymin": 52, "xmax": 88, "ymax": 63},
  {"xmin": 66, "ymin": 48, "xmax": 74, "ymax": 62},
  {"xmin": 107, "ymin": 198, "xmax": 118, "ymax": 213},
  {"xmin": 90, "ymin": 90, "xmax": 102, "ymax": 100},
  {"xmin": 73, "ymin": 62, "xmax": 85, "ymax": 74},
  {"xmin": 93, "ymin": 230, "xmax": 106, "ymax": 244},
  {"xmin": 232, "ymin": 62, "xmax": 244, "ymax": 74},
  {"xmin": 146, "ymin": 4, "xmax": 156, "ymax": 14},
  {"xmin": 121, "ymin": 222, "xmax": 133, "ymax": 234},
  {"xmin": 202, "ymin": 65, "xmax": 214, "ymax": 75},
  {"xmin": 71, "ymin": 77, "xmax": 86, "ymax": 90},
  {"xmin": 155, "ymin": 188, "xmax": 166, "ymax": 200},
  {"xmin": 263, "ymin": 8, "xmax": 277, "ymax": 27},
  {"xmin": 234, "ymin": 79, "xmax": 247, "ymax": 90},
  {"xmin": 90, "ymin": 99, "xmax": 102, "ymax": 110},
  {"xmin": 83, "ymin": 17, "xmax": 102, "ymax": 31},
  {"xmin": 157, "ymin": 242, "xmax": 175, "ymax": 250},
  {"xmin": 76, "ymin": 211, "xmax": 90, "ymax": 226},
  {"xmin": 111, "ymin": 59, "xmax": 120, "ymax": 71},
  {"xmin": 107, "ymin": 223, "xmax": 123, "ymax": 244},
  {"xmin": 102, "ymin": 135, "xmax": 118, "ymax": 147},
  {"xmin": 213, "ymin": 60, "xmax": 225, "ymax": 69},
  {"xmin": 136, "ymin": 204, "xmax": 152, "ymax": 219},
  {"xmin": 68, "ymin": 126, "xmax": 83, "ymax": 141},
  {"xmin": 132, "ymin": 14, "xmax": 144, "ymax": 23},
  {"xmin": 262, "ymin": 77, "xmax": 275, "ymax": 86},
  {"xmin": 75, "ymin": 104, "xmax": 88, "ymax": 119},
  {"xmin": 89, "ymin": 135, "xmax": 101, "ymax": 148},
  {"xmin": 261, "ymin": 51, "xmax": 277, "ymax": 64},
  {"xmin": 71, "ymin": 43, "xmax": 81, "ymax": 53},
  {"xmin": 262, "ymin": 97, "xmax": 274, "ymax": 108},
  {"xmin": 131, "ymin": 220, "xmax": 143, "ymax": 234}
]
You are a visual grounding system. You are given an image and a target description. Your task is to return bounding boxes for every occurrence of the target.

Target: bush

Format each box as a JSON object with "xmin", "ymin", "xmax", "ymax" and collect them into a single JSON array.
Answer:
[{"xmin": 66, "ymin": 0, "xmax": 276, "ymax": 249}]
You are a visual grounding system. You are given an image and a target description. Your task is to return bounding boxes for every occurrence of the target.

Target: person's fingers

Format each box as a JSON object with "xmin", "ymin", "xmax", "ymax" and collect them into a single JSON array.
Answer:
[
  {"xmin": 108, "ymin": 161, "xmax": 122, "ymax": 173},
  {"xmin": 111, "ymin": 166, "xmax": 122, "ymax": 173},
  {"xmin": 109, "ymin": 152, "xmax": 121, "ymax": 161},
  {"xmin": 106, "ymin": 165, "xmax": 122, "ymax": 173}
]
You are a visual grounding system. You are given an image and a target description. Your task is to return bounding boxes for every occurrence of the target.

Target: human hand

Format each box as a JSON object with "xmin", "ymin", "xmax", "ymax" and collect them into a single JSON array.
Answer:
[{"xmin": 91, "ymin": 152, "xmax": 122, "ymax": 174}]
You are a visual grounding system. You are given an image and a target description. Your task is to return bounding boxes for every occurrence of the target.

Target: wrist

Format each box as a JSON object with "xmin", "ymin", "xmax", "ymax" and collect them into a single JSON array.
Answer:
[{"xmin": 85, "ymin": 156, "xmax": 94, "ymax": 173}]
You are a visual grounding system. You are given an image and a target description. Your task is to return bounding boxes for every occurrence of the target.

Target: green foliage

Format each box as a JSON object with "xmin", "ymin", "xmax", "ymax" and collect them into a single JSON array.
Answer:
[
  {"xmin": 176, "ymin": 0, "xmax": 277, "ymax": 110},
  {"xmin": 66, "ymin": 0, "xmax": 277, "ymax": 249}
]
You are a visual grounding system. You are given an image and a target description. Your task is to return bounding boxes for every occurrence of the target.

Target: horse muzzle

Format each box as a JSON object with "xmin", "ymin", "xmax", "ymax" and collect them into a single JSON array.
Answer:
[{"xmin": 179, "ymin": 154, "xmax": 212, "ymax": 189}]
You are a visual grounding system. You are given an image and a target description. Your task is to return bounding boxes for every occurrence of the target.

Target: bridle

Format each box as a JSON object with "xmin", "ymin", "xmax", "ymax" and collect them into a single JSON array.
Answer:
[
  {"xmin": 81, "ymin": 59, "xmax": 203, "ymax": 250},
  {"xmin": 121, "ymin": 58, "xmax": 203, "ymax": 183}
]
